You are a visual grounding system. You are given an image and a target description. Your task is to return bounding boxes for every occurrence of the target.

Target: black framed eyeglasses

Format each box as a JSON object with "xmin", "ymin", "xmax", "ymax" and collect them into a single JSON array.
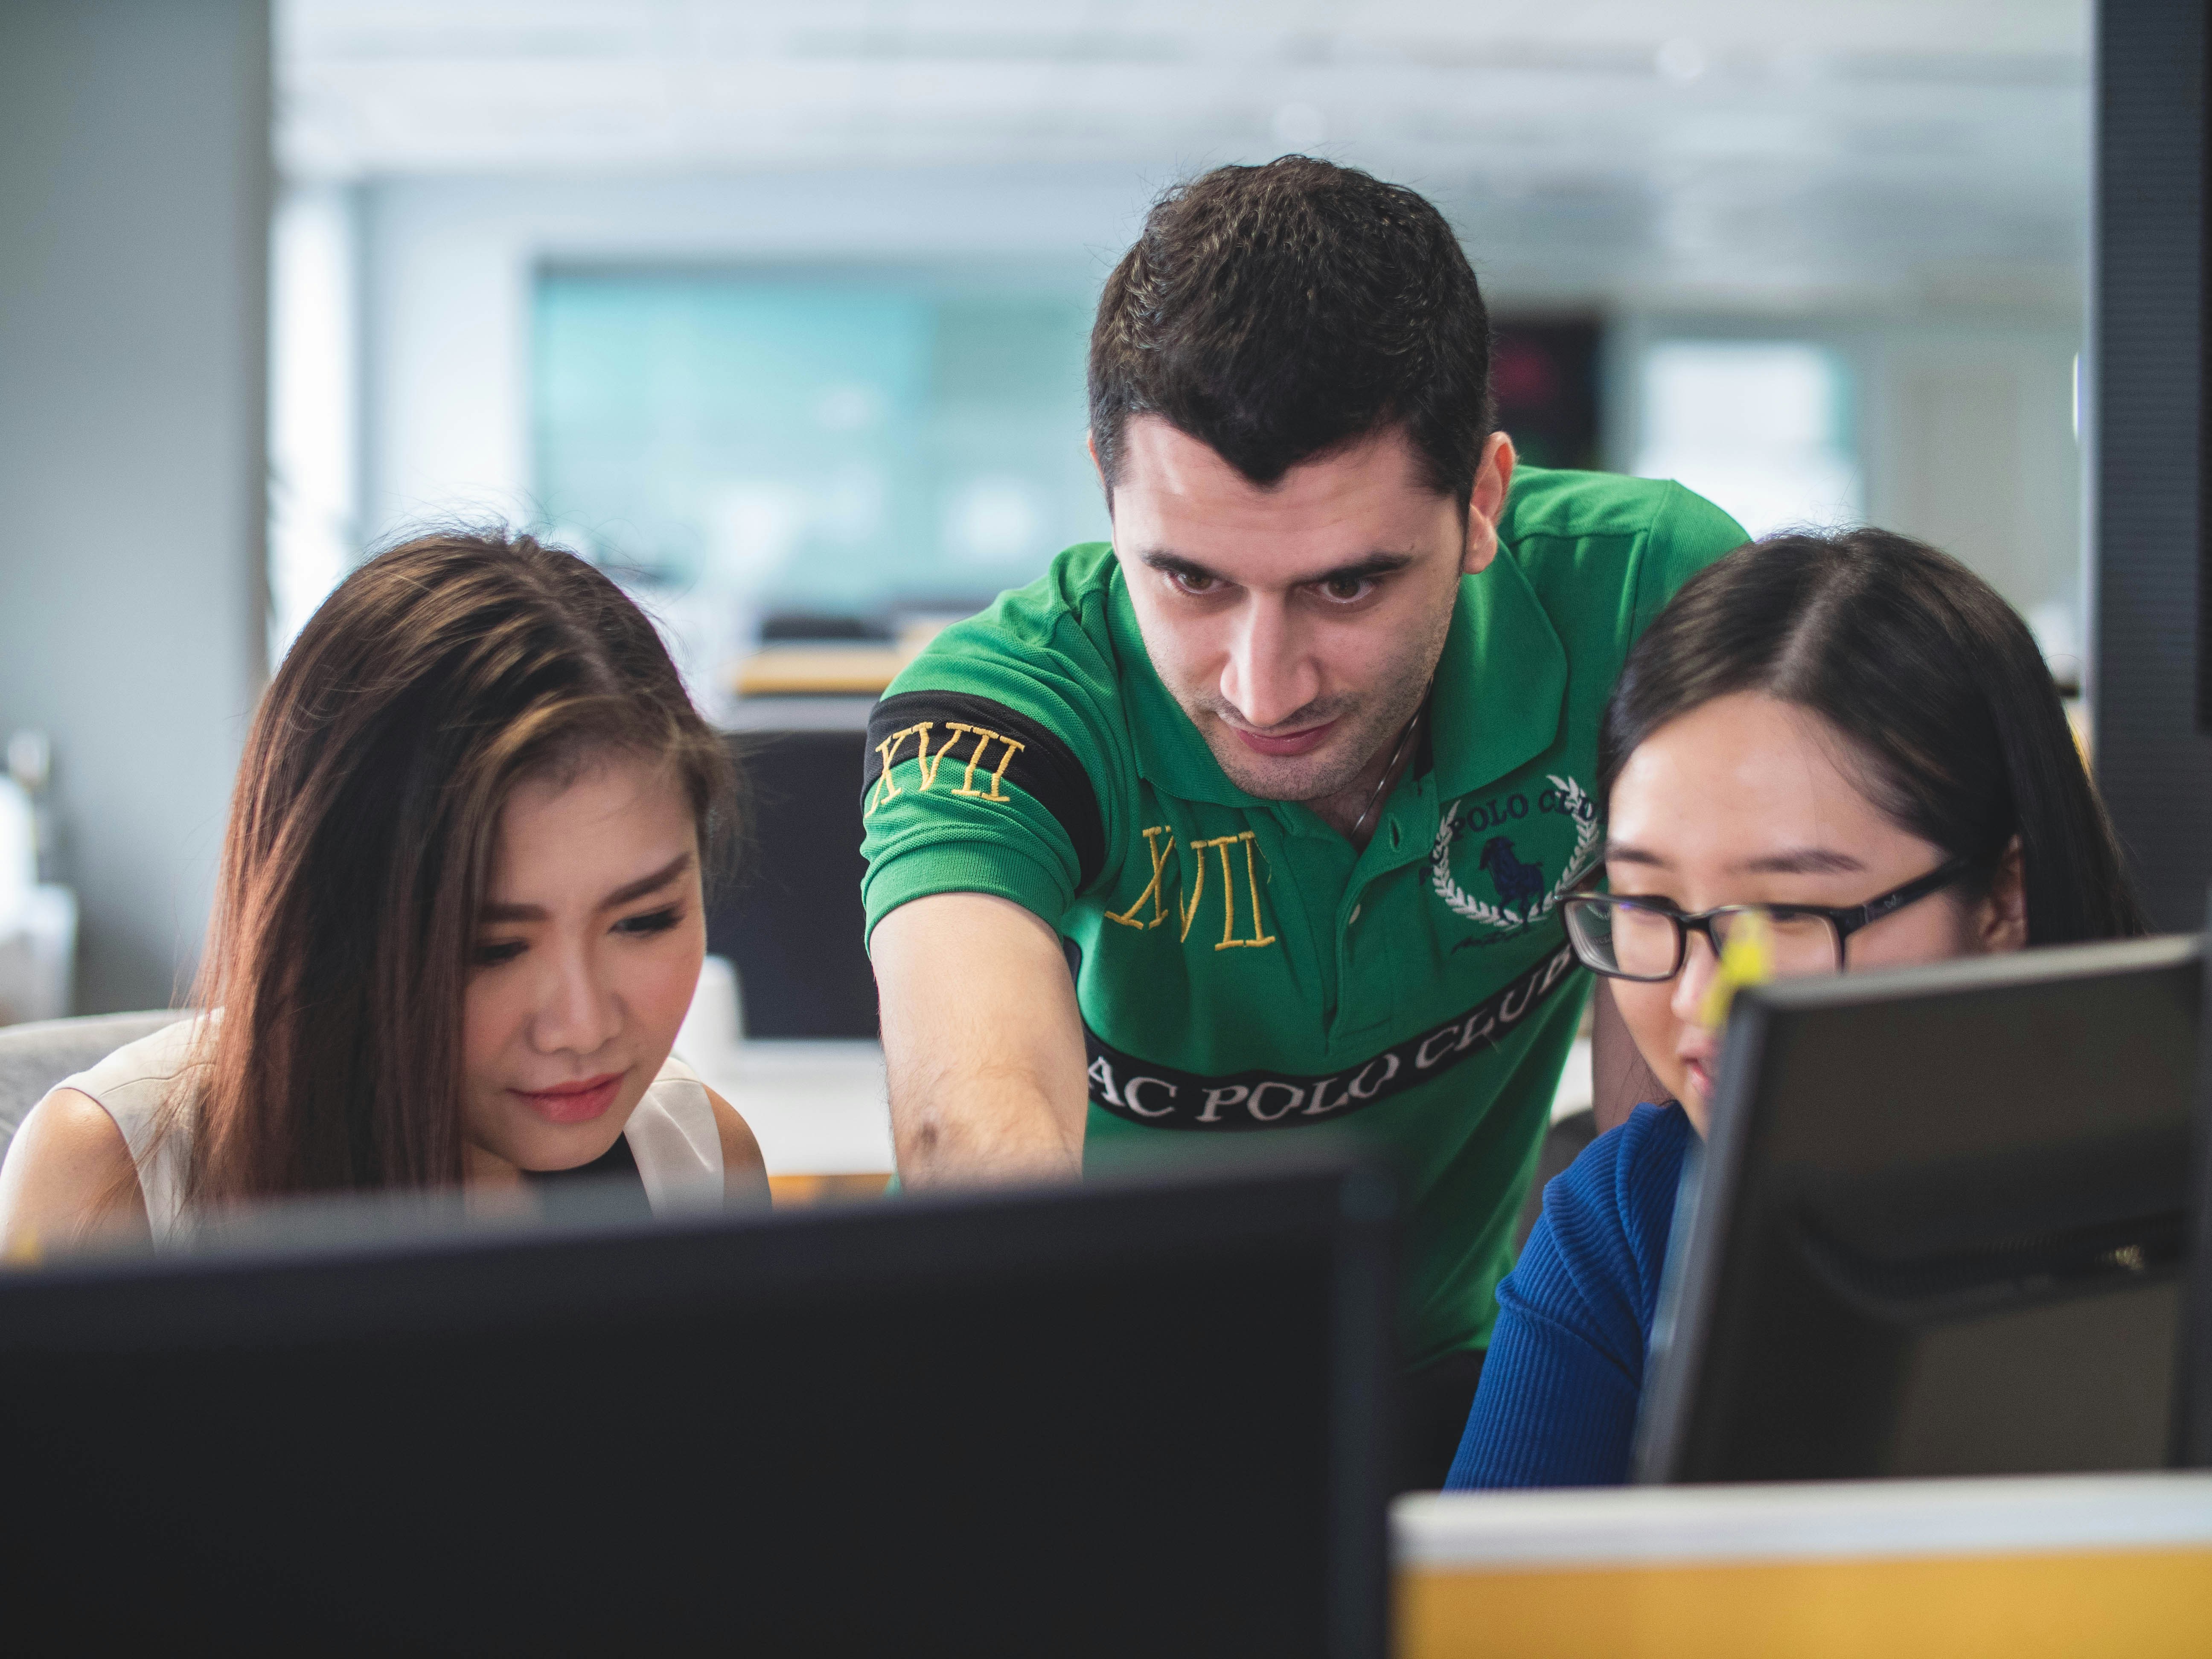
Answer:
[{"xmin": 1560, "ymin": 858, "xmax": 1977, "ymax": 983}]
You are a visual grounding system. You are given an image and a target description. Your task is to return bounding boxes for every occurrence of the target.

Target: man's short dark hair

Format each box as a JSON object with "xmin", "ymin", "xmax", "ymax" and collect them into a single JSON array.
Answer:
[{"xmin": 1089, "ymin": 156, "xmax": 1493, "ymax": 506}]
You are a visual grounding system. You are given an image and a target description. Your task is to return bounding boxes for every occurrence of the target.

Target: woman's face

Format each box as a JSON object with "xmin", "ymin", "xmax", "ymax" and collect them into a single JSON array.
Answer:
[
  {"xmin": 462, "ymin": 751, "xmax": 706, "ymax": 1179},
  {"xmin": 1604, "ymin": 691, "xmax": 2025, "ymax": 1132}
]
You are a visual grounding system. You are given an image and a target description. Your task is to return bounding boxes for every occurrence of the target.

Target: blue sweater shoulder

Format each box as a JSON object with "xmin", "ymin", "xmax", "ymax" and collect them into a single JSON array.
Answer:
[{"xmin": 1444, "ymin": 1102, "xmax": 1695, "ymax": 1489}]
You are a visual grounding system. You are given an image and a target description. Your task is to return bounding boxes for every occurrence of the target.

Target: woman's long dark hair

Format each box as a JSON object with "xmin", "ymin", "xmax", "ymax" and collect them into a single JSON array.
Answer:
[
  {"xmin": 1599, "ymin": 529, "xmax": 2146, "ymax": 945},
  {"xmin": 180, "ymin": 530, "xmax": 737, "ymax": 1204}
]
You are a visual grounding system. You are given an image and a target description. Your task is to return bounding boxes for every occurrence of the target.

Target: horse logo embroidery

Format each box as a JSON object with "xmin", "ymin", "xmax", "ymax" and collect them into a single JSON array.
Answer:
[
  {"xmin": 1432, "ymin": 774, "xmax": 1602, "ymax": 934},
  {"xmin": 1477, "ymin": 836, "xmax": 1545, "ymax": 914}
]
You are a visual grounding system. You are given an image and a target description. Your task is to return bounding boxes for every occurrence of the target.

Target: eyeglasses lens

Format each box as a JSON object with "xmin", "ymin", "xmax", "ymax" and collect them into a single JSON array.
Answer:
[
  {"xmin": 1567, "ymin": 899, "xmax": 1676, "ymax": 978},
  {"xmin": 1708, "ymin": 908, "xmax": 1842, "ymax": 978},
  {"xmin": 1566, "ymin": 901, "xmax": 1844, "ymax": 980}
]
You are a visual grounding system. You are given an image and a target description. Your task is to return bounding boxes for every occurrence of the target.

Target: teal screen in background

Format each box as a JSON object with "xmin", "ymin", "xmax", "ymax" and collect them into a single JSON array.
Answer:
[{"xmin": 532, "ymin": 268, "xmax": 1110, "ymax": 616}]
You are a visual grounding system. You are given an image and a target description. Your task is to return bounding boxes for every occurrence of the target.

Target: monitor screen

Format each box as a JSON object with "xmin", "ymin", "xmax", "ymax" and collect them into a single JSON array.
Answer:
[
  {"xmin": 0, "ymin": 1156, "xmax": 1394, "ymax": 1656},
  {"xmin": 1636, "ymin": 935, "xmax": 2199, "ymax": 1484}
]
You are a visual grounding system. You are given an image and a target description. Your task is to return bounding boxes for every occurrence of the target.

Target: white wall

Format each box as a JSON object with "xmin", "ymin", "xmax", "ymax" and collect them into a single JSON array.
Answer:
[
  {"xmin": 356, "ymin": 167, "xmax": 1157, "ymax": 543},
  {"xmin": 1608, "ymin": 312, "xmax": 2085, "ymax": 662},
  {"xmin": 268, "ymin": 183, "xmax": 361, "ymax": 663},
  {"xmin": 0, "ymin": 0, "xmax": 271, "ymax": 1012},
  {"xmin": 352, "ymin": 169, "xmax": 2086, "ymax": 681},
  {"xmin": 1864, "ymin": 326, "xmax": 2084, "ymax": 667}
]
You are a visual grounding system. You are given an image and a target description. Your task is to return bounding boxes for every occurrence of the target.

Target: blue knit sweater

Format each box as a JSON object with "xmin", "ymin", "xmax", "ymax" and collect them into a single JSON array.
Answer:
[{"xmin": 1445, "ymin": 1101, "xmax": 1695, "ymax": 1489}]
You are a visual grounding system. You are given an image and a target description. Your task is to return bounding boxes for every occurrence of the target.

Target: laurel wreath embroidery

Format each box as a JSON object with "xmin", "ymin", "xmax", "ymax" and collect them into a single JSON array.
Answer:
[{"xmin": 1430, "ymin": 774, "xmax": 1604, "ymax": 930}]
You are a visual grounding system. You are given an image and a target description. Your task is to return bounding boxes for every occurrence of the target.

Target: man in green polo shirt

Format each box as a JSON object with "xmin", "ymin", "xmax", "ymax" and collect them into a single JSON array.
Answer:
[{"xmin": 864, "ymin": 157, "xmax": 1743, "ymax": 1487}]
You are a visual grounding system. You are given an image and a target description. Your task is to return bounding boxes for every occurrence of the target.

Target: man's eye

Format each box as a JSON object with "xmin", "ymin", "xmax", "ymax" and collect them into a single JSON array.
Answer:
[
  {"xmin": 474, "ymin": 940, "xmax": 526, "ymax": 967},
  {"xmin": 1169, "ymin": 570, "xmax": 1219, "ymax": 596},
  {"xmin": 1318, "ymin": 575, "xmax": 1373, "ymax": 602}
]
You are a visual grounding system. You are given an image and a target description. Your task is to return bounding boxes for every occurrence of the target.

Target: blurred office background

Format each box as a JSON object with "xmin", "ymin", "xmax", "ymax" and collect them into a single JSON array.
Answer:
[{"xmin": 0, "ymin": 0, "xmax": 2092, "ymax": 1025}]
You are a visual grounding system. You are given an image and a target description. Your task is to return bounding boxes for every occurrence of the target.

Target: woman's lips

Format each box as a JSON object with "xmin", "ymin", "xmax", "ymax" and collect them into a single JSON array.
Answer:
[
  {"xmin": 1681, "ymin": 1055, "xmax": 1714, "ymax": 1101},
  {"xmin": 510, "ymin": 1071, "xmax": 625, "ymax": 1126},
  {"xmin": 1233, "ymin": 719, "xmax": 1339, "ymax": 758}
]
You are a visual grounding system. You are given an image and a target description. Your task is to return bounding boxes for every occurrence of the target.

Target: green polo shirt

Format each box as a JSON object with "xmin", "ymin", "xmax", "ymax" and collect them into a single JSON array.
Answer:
[{"xmin": 860, "ymin": 466, "xmax": 1745, "ymax": 1364}]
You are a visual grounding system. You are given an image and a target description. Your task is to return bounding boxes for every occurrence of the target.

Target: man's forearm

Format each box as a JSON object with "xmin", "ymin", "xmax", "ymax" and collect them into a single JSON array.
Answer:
[{"xmin": 872, "ymin": 891, "xmax": 1092, "ymax": 1187}]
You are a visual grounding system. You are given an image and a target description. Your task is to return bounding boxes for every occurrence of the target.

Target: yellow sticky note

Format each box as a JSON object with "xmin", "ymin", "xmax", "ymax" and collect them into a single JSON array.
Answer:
[{"xmin": 1700, "ymin": 910, "xmax": 1775, "ymax": 1029}]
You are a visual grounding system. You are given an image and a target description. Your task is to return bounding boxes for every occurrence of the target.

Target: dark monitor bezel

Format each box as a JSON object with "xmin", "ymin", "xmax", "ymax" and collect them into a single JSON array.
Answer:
[
  {"xmin": 1634, "ymin": 933, "xmax": 2200, "ymax": 1485},
  {"xmin": 0, "ymin": 1152, "xmax": 1397, "ymax": 1657},
  {"xmin": 2181, "ymin": 893, "xmax": 2212, "ymax": 1466}
]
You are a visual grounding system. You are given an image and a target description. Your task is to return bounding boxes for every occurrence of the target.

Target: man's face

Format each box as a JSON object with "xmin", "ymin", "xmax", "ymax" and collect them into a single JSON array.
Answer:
[{"xmin": 1103, "ymin": 416, "xmax": 1512, "ymax": 803}]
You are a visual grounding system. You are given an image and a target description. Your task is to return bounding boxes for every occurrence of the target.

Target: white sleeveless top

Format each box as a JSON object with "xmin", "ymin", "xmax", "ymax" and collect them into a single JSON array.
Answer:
[{"xmin": 50, "ymin": 1018, "xmax": 726, "ymax": 1241}]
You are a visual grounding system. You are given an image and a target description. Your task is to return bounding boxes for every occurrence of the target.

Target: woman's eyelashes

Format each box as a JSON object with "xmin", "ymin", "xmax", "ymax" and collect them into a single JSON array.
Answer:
[
  {"xmin": 613, "ymin": 904, "xmax": 684, "ymax": 939},
  {"xmin": 471, "ymin": 905, "xmax": 684, "ymax": 965}
]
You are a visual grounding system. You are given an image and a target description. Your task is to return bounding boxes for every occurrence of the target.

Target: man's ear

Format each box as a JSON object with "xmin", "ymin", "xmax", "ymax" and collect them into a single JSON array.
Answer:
[
  {"xmin": 1977, "ymin": 836, "xmax": 2029, "ymax": 952},
  {"xmin": 1461, "ymin": 431, "xmax": 1516, "ymax": 576}
]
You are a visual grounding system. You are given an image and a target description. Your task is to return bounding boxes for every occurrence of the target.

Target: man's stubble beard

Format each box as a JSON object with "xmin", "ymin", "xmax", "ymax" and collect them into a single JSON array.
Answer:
[{"xmin": 1176, "ymin": 602, "xmax": 1455, "ymax": 805}]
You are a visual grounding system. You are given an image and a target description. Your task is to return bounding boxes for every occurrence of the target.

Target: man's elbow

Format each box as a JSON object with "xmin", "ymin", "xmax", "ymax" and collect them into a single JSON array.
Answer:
[{"xmin": 898, "ymin": 1110, "xmax": 946, "ymax": 1177}]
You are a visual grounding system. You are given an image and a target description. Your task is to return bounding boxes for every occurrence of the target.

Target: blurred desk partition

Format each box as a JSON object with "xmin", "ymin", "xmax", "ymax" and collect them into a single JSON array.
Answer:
[
  {"xmin": 711, "ymin": 699, "xmax": 879, "ymax": 1040},
  {"xmin": 733, "ymin": 647, "xmax": 908, "ymax": 698},
  {"xmin": 1394, "ymin": 1474, "xmax": 2212, "ymax": 1659},
  {"xmin": 726, "ymin": 612, "xmax": 954, "ymax": 700},
  {"xmin": 675, "ymin": 956, "xmax": 893, "ymax": 1199},
  {"xmin": 705, "ymin": 696, "xmax": 899, "ymax": 1201},
  {"xmin": 689, "ymin": 1038, "xmax": 894, "ymax": 1191},
  {"xmin": 0, "ymin": 885, "xmax": 74, "ymax": 1026}
]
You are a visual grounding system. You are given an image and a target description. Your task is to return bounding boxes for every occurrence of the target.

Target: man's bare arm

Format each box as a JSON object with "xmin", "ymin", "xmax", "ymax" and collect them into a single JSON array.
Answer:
[
  {"xmin": 1590, "ymin": 978, "xmax": 1668, "ymax": 1134},
  {"xmin": 871, "ymin": 892, "xmax": 1088, "ymax": 1187}
]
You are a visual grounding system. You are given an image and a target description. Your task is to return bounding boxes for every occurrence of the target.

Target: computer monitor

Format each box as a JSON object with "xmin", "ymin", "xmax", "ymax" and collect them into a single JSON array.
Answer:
[
  {"xmin": 0, "ymin": 1155, "xmax": 1394, "ymax": 1656},
  {"xmin": 706, "ymin": 724, "xmax": 879, "ymax": 1038},
  {"xmin": 2180, "ymin": 897, "xmax": 2212, "ymax": 1468},
  {"xmin": 1636, "ymin": 934, "xmax": 2200, "ymax": 1484}
]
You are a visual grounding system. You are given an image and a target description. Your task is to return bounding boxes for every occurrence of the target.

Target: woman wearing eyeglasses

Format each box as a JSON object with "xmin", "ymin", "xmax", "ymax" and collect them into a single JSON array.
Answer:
[{"xmin": 1444, "ymin": 527, "xmax": 2146, "ymax": 1489}]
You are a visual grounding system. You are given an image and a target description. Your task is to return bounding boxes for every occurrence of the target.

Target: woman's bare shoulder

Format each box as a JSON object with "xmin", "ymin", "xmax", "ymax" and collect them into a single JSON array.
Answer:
[
  {"xmin": 702, "ymin": 1085, "xmax": 768, "ymax": 1202},
  {"xmin": 11, "ymin": 1087, "xmax": 134, "ymax": 1175},
  {"xmin": 0, "ymin": 1088, "xmax": 150, "ymax": 1256}
]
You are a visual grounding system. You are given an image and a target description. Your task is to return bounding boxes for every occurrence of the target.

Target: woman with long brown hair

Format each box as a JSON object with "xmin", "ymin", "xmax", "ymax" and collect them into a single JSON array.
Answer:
[{"xmin": 0, "ymin": 530, "xmax": 764, "ymax": 1247}]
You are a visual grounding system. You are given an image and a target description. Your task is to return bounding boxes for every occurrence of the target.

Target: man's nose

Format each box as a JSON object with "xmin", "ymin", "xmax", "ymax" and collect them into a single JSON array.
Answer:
[{"xmin": 1220, "ymin": 597, "xmax": 1319, "ymax": 730}]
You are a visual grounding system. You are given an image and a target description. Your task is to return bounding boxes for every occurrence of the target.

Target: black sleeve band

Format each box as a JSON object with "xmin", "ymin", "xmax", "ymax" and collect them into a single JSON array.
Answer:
[{"xmin": 862, "ymin": 690, "xmax": 1107, "ymax": 889}]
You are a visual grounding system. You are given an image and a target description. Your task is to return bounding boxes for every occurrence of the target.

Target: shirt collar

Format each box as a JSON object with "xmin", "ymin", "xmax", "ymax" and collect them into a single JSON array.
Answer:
[
  {"xmin": 1106, "ymin": 543, "xmax": 1569, "ymax": 811},
  {"xmin": 1427, "ymin": 544, "xmax": 1569, "ymax": 804}
]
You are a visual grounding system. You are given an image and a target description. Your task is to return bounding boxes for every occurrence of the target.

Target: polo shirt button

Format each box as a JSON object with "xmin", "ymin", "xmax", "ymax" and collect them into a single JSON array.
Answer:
[{"xmin": 1349, "ymin": 904, "xmax": 1362, "ymax": 926}]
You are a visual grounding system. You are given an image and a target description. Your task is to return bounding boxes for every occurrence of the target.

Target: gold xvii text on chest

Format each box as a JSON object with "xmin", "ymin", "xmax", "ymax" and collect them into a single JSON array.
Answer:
[
  {"xmin": 1104, "ymin": 825, "xmax": 1278, "ymax": 951},
  {"xmin": 864, "ymin": 720, "xmax": 1026, "ymax": 814}
]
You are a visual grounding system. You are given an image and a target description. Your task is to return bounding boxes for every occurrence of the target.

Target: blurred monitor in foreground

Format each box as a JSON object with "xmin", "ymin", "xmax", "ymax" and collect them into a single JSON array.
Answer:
[
  {"xmin": 1637, "ymin": 935, "xmax": 2199, "ymax": 1484},
  {"xmin": 2181, "ymin": 896, "xmax": 2212, "ymax": 1469},
  {"xmin": 0, "ymin": 1156, "xmax": 1393, "ymax": 1657}
]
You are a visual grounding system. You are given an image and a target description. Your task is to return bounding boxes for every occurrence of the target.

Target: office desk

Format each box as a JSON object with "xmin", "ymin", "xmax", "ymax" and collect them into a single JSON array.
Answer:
[
  {"xmin": 1395, "ymin": 1473, "xmax": 2212, "ymax": 1658},
  {"xmin": 680, "ymin": 1031, "xmax": 1597, "ymax": 1205},
  {"xmin": 682, "ymin": 1039, "xmax": 894, "ymax": 1178},
  {"xmin": 685, "ymin": 1035, "xmax": 1593, "ymax": 1197},
  {"xmin": 730, "ymin": 646, "xmax": 906, "ymax": 697}
]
